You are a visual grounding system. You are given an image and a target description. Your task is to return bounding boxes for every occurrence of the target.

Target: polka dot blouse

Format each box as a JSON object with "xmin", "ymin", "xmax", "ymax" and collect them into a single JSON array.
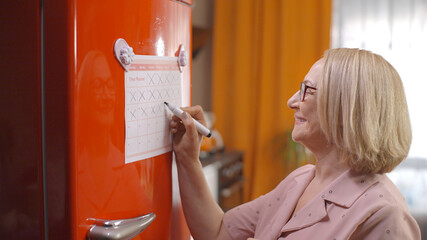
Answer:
[{"xmin": 223, "ymin": 164, "xmax": 421, "ymax": 240}]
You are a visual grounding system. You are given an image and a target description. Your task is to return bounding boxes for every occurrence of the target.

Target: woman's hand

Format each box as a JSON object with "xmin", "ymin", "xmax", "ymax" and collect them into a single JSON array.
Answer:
[{"xmin": 169, "ymin": 105, "xmax": 207, "ymax": 164}]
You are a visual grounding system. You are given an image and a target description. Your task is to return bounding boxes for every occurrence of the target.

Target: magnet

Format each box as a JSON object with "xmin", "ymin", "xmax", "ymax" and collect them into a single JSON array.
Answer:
[
  {"xmin": 177, "ymin": 44, "xmax": 188, "ymax": 72},
  {"xmin": 114, "ymin": 38, "xmax": 135, "ymax": 71}
]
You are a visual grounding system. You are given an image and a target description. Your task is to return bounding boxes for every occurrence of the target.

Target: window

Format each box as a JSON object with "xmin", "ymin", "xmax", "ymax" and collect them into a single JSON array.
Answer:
[
  {"xmin": 331, "ymin": 0, "xmax": 427, "ymax": 218},
  {"xmin": 332, "ymin": 0, "xmax": 427, "ymax": 160}
]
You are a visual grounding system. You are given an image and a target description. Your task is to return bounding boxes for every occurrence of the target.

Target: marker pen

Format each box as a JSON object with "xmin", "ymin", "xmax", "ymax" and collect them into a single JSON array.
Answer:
[{"xmin": 164, "ymin": 102, "xmax": 212, "ymax": 138}]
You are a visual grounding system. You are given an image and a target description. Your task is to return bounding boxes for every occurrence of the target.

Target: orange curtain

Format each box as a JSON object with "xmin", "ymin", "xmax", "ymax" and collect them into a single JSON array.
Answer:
[{"xmin": 212, "ymin": 0, "xmax": 331, "ymax": 200}]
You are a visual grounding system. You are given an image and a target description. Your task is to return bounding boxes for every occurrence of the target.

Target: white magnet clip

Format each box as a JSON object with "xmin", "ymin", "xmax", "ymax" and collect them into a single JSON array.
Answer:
[
  {"xmin": 177, "ymin": 44, "xmax": 188, "ymax": 72},
  {"xmin": 114, "ymin": 38, "xmax": 135, "ymax": 72}
]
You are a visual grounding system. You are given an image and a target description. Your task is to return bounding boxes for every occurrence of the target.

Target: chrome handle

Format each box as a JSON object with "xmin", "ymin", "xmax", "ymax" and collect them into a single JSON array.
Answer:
[{"xmin": 86, "ymin": 213, "xmax": 156, "ymax": 240}]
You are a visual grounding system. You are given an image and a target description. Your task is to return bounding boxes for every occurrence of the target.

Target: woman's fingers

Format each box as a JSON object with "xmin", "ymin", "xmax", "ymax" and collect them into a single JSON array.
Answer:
[
  {"xmin": 172, "ymin": 115, "xmax": 181, "ymax": 122},
  {"xmin": 169, "ymin": 117, "xmax": 188, "ymax": 134},
  {"xmin": 179, "ymin": 112, "xmax": 198, "ymax": 137},
  {"xmin": 169, "ymin": 105, "xmax": 207, "ymax": 137},
  {"xmin": 180, "ymin": 105, "xmax": 207, "ymax": 127},
  {"xmin": 170, "ymin": 119, "xmax": 181, "ymax": 134},
  {"xmin": 169, "ymin": 105, "xmax": 207, "ymax": 128}
]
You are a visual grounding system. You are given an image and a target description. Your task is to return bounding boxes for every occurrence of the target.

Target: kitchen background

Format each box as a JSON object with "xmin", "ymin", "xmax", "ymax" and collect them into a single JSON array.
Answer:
[{"xmin": 192, "ymin": 0, "xmax": 427, "ymax": 238}]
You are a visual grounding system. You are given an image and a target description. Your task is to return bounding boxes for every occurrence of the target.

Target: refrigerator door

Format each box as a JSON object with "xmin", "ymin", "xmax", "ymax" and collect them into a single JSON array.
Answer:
[{"xmin": 43, "ymin": 0, "xmax": 192, "ymax": 239}]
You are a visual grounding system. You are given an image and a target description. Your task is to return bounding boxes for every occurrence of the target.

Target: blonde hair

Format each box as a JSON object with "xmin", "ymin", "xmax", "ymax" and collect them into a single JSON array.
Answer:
[{"xmin": 318, "ymin": 48, "xmax": 412, "ymax": 174}]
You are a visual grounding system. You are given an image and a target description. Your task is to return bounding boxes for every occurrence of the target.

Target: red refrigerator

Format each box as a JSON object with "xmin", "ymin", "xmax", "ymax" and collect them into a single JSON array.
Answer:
[{"xmin": 0, "ymin": 0, "xmax": 193, "ymax": 239}]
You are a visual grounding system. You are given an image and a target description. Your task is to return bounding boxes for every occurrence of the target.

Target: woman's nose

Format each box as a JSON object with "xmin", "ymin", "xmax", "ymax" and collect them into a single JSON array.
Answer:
[{"xmin": 287, "ymin": 91, "xmax": 299, "ymax": 109}]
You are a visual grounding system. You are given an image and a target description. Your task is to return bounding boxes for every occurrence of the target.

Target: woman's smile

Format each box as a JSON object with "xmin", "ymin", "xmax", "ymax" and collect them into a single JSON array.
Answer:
[{"xmin": 294, "ymin": 114, "xmax": 306, "ymax": 125}]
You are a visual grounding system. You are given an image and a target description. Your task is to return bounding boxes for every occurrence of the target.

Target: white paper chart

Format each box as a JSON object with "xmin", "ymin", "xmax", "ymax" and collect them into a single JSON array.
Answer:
[{"xmin": 125, "ymin": 55, "xmax": 181, "ymax": 164}]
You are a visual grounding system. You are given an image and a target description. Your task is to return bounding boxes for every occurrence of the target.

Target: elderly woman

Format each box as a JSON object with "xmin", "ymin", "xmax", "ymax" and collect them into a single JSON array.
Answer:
[{"xmin": 170, "ymin": 48, "xmax": 421, "ymax": 240}]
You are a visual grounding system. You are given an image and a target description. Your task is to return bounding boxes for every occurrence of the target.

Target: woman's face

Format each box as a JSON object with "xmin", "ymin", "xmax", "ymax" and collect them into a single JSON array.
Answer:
[
  {"xmin": 89, "ymin": 56, "xmax": 116, "ymax": 127},
  {"xmin": 287, "ymin": 59, "xmax": 327, "ymax": 149}
]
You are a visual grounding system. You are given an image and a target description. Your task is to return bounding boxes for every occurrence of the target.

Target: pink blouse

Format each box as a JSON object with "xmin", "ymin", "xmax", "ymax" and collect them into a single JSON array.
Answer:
[{"xmin": 223, "ymin": 164, "xmax": 421, "ymax": 239}]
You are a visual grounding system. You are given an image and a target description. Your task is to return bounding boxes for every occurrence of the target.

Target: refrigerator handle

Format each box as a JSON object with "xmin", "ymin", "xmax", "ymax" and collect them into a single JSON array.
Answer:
[{"xmin": 86, "ymin": 213, "xmax": 156, "ymax": 240}]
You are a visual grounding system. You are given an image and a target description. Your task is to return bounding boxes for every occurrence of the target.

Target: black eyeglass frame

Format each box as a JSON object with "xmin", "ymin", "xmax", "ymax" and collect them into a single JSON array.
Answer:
[{"xmin": 300, "ymin": 82, "xmax": 317, "ymax": 101}]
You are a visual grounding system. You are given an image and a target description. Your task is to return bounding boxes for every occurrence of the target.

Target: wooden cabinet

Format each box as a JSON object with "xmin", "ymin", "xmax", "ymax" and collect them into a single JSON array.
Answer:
[{"xmin": 201, "ymin": 151, "xmax": 244, "ymax": 211}]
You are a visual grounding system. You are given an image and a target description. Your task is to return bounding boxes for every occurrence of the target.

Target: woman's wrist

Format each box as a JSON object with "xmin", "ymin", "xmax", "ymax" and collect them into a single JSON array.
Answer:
[{"xmin": 175, "ymin": 152, "xmax": 201, "ymax": 167}]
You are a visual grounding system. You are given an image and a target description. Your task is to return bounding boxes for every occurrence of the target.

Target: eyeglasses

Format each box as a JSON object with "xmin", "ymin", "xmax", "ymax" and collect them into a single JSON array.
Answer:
[{"xmin": 300, "ymin": 82, "xmax": 317, "ymax": 101}]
